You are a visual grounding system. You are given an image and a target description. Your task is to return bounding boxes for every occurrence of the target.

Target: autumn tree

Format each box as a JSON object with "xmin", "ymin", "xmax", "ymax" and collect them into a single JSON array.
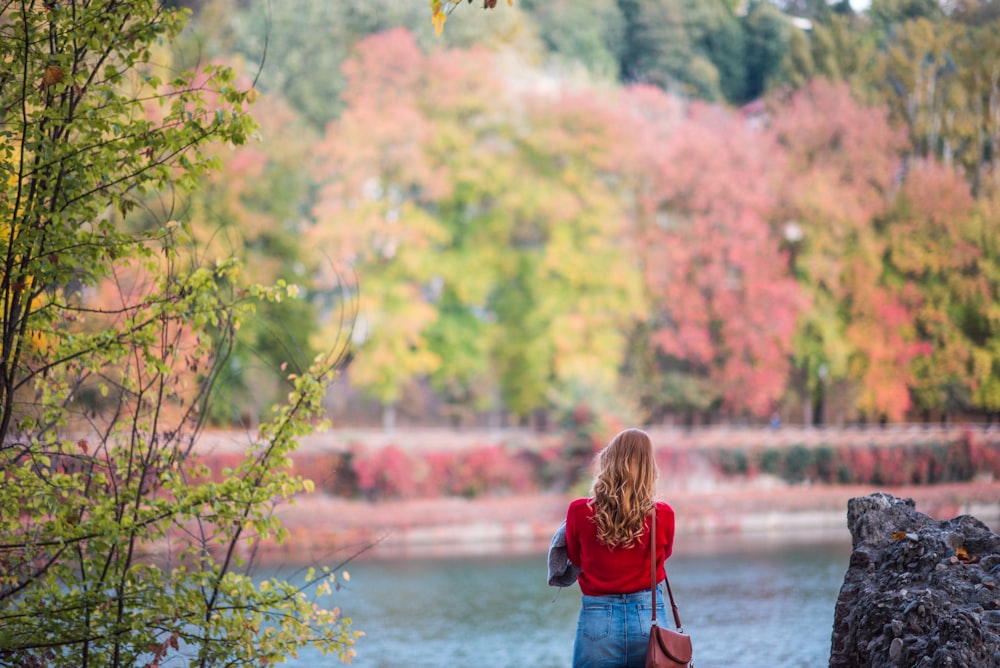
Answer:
[
  {"xmin": 198, "ymin": 0, "xmax": 526, "ymax": 131},
  {"xmin": 872, "ymin": 19, "xmax": 964, "ymax": 166},
  {"xmin": 469, "ymin": 76, "xmax": 647, "ymax": 422},
  {"xmin": 308, "ymin": 30, "xmax": 445, "ymax": 428},
  {"xmin": 867, "ymin": 11, "xmax": 1000, "ymax": 195},
  {"xmin": 882, "ymin": 160, "xmax": 996, "ymax": 420},
  {"xmin": 625, "ymin": 93, "xmax": 804, "ymax": 420},
  {"xmin": 769, "ymin": 80, "xmax": 913, "ymax": 422},
  {"xmin": 867, "ymin": 0, "xmax": 942, "ymax": 33},
  {"xmin": 949, "ymin": 17, "xmax": 1000, "ymax": 194},
  {"xmin": 0, "ymin": 2, "xmax": 356, "ymax": 665},
  {"xmin": 966, "ymin": 179, "xmax": 1000, "ymax": 416},
  {"xmin": 777, "ymin": 12, "xmax": 876, "ymax": 93},
  {"xmin": 310, "ymin": 29, "xmax": 647, "ymax": 425}
]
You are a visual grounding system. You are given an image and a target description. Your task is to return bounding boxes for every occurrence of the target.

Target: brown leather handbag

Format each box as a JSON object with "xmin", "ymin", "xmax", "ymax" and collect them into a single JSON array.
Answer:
[{"xmin": 646, "ymin": 508, "xmax": 694, "ymax": 668}]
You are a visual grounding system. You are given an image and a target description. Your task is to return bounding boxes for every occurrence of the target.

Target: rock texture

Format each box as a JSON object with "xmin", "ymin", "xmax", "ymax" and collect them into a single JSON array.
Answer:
[{"xmin": 830, "ymin": 492, "xmax": 1000, "ymax": 667}]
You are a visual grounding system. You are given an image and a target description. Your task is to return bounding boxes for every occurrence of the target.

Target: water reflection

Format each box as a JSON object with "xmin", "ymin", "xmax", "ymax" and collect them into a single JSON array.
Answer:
[
  {"xmin": 674, "ymin": 533, "xmax": 853, "ymax": 666},
  {"xmin": 266, "ymin": 533, "xmax": 852, "ymax": 667}
]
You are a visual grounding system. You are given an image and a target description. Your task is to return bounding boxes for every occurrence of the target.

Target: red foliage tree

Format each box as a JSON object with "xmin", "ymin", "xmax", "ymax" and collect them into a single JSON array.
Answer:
[
  {"xmin": 768, "ymin": 80, "xmax": 914, "ymax": 421},
  {"xmin": 631, "ymin": 98, "xmax": 805, "ymax": 417}
]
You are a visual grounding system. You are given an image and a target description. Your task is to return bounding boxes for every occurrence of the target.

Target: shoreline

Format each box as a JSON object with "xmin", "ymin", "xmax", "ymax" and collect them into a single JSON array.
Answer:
[{"xmin": 242, "ymin": 481, "xmax": 1000, "ymax": 564}]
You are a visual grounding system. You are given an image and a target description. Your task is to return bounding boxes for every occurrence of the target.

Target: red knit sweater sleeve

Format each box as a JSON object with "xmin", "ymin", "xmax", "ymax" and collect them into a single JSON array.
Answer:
[{"xmin": 564, "ymin": 498, "xmax": 675, "ymax": 596}]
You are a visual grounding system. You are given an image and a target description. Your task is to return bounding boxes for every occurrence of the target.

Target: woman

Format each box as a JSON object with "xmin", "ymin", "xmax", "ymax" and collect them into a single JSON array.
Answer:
[{"xmin": 564, "ymin": 428, "xmax": 676, "ymax": 668}]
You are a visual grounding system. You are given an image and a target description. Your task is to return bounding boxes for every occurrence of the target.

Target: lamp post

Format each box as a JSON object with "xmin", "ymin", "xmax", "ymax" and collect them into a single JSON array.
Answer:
[
  {"xmin": 784, "ymin": 220, "xmax": 812, "ymax": 425},
  {"xmin": 816, "ymin": 363, "xmax": 828, "ymax": 427},
  {"xmin": 783, "ymin": 220, "xmax": 803, "ymax": 274}
]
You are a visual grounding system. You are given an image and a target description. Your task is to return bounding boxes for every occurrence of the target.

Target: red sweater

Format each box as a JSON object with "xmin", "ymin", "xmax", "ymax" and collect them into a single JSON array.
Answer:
[{"xmin": 565, "ymin": 498, "xmax": 675, "ymax": 596}]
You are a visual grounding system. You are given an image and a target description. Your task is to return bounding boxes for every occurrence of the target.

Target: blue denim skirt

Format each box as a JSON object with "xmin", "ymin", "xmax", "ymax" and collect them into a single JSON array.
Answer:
[{"xmin": 572, "ymin": 584, "xmax": 667, "ymax": 668}]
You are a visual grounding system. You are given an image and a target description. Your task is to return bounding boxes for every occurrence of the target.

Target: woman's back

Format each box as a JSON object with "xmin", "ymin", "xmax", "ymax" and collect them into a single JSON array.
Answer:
[
  {"xmin": 562, "ymin": 428, "xmax": 678, "ymax": 668},
  {"xmin": 564, "ymin": 498, "xmax": 674, "ymax": 596}
]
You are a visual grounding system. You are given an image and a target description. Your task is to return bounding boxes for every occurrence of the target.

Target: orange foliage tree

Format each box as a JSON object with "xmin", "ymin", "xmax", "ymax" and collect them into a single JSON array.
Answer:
[{"xmin": 769, "ymin": 80, "xmax": 915, "ymax": 422}]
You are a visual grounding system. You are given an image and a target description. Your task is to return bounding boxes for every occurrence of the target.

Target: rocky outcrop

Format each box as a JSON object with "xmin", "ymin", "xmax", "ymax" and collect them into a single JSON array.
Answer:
[{"xmin": 830, "ymin": 492, "xmax": 1000, "ymax": 667}]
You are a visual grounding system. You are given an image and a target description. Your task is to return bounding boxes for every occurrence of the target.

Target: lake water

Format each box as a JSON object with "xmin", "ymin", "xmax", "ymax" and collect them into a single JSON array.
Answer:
[{"xmin": 267, "ymin": 531, "xmax": 853, "ymax": 667}]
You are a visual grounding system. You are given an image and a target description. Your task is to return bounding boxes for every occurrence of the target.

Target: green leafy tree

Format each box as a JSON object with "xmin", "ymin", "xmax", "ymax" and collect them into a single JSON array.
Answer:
[
  {"xmin": 308, "ymin": 30, "xmax": 445, "ymax": 427},
  {"xmin": 949, "ymin": 20, "xmax": 1000, "ymax": 194},
  {"xmin": 780, "ymin": 24, "xmax": 816, "ymax": 89},
  {"xmin": 685, "ymin": 0, "xmax": 747, "ymax": 102},
  {"xmin": 311, "ymin": 29, "xmax": 647, "ymax": 424},
  {"xmin": 192, "ymin": 0, "xmax": 429, "ymax": 129},
  {"xmin": 520, "ymin": 0, "xmax": 626, "ymax": 79},
  {"xmin": 967, "ymin": 182, "xmax": 1000, "ymax": 415},
  {"xmin": 0, "ymin": 2, "xmax": 357, "ymax": 665},
  {"xmin": 618, "ymin": 0, "xmax": 757, "ymax": 102},
  {"xmin": 775, "ymin": 12, "xmax": 876, "ymax": 98},
  {"xmin": 481, "ymin": 87, "xmax": 647, "ymax": 420},
  {"xmin": 871, "ymin": 18, "xmax": 964, "ymax": 166},
  {"xmin": 817, "ymin": 15, "xmax": 875, "ymax": 82},
  {"xmin": 883, "ymin": 160, "xmax": 995, "ymax": 419},
  {"xmin": 868, "ymin": 0, "xmax": 943, "ymax": 33},
  {"xmin": 618, "ymin": 0, "xmax": 707, "ymax": 96},
  {"xmin": 741, "ymin": 0, "xmax": 791, "ymax": 101}
]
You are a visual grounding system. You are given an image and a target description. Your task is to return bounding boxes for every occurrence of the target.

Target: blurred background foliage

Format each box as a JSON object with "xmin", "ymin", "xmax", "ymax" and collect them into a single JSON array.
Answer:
[{"xmin": 151, "ymin": 0, "xmax": 1000, "ymax": 432}]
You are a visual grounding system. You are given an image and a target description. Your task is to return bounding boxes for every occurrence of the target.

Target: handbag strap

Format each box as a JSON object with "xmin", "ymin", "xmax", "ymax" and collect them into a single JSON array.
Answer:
[{"xmin": 649, "ymin": 505, "xmax": 683, "ymax": 630}]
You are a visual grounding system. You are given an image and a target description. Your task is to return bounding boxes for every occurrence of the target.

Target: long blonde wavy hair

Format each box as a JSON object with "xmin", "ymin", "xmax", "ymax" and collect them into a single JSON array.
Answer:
[{"xmin": 588, "ymin": 428, "xmax": 658, "ymax": 548}]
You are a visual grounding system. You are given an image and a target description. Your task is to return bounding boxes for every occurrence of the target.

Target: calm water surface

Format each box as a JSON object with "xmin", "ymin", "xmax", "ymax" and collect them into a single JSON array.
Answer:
[{"xmin": 270, "ymin": 533, "xmax": 853, "ymax": 668}]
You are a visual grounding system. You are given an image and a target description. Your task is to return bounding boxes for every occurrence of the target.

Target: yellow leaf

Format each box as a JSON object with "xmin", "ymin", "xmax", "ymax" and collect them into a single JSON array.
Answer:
[
  {"xmin": 432, "ymin": 9, "xmax": 446, "ymax": 36},
  {"xmin": 955, "ymin": 546, "xmax": 976, "ymax": 563},
  {"xmin": 892, "ymin": 531, "xmax": 906, "ymax": 540},
  {"xmin": 430, "ymin": 0, "xmax": 449, "ymax": 35}
]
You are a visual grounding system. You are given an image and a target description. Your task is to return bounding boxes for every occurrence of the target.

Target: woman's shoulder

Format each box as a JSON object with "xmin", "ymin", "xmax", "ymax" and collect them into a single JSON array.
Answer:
[
  {"xmin": 566, "ymin": 498, "xmax": 593, "ymax": 528},
  {"xmin": 567, "ymin": 497, "xmax": 592, "ymax": 517},
  {"xmin": 655, "ymin": 500, "xmax": 675, "ymax": 517}
]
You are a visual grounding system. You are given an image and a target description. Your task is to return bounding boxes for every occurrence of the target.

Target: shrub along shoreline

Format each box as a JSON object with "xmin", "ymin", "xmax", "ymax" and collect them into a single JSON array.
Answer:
[
  {"xmin": 181, "ymin": 427, "xmax": 1000, "ymax": 561},
  {"xmin": 195, "ymin": 425, "xmax": 1000, "ymax": 502}
]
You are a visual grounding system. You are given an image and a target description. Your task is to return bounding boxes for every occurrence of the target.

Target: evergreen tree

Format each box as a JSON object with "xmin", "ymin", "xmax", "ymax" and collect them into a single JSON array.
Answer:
[{"xmin": 742, "ymin": 0, "xmax": 791, "ymax": 100}]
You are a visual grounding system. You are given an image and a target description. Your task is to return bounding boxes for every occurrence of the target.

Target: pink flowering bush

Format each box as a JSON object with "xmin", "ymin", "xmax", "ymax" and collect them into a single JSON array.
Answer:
[
  {"xmin": 344, "ymin": 442, "xmax": 539, "ymax": 501},
  {"xmin": 191, "ymin": 430, "xmax": 1000, "ymax": 504}
]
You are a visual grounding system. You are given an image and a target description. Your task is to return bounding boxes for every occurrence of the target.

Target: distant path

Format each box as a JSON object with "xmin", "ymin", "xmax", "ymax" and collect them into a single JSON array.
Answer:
[
  {"xmin": 254, "ymin": 481, "xmax": 1000, "ymax": 563},
  {"xmin": 195, "ymin": 422, "xmax": 1000, "ymax": 454}
]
